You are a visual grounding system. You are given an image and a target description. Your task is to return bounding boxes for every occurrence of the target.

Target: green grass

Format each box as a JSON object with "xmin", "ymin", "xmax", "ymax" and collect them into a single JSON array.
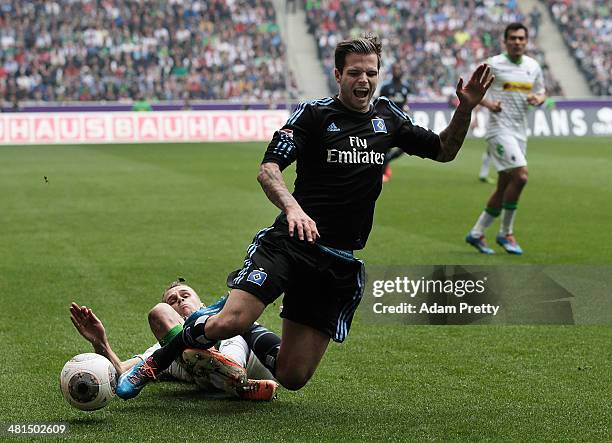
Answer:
[{"xmin": 0, "ymin": 139, "xmax": 610, "ymax": 441}]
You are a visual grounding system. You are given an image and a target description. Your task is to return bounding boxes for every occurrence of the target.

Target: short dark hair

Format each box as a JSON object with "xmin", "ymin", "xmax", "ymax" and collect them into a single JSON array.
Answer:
[
  {"xmin": 334, "ymin": 34, "xmax": 382, "ymax": 74},
  {"xmin": 504, "ymin": 23, "xmax": 528, "ymax": 40},
  {"xmin": 162, "ymin": 277, "xmax": 186, "ymax": 301}
]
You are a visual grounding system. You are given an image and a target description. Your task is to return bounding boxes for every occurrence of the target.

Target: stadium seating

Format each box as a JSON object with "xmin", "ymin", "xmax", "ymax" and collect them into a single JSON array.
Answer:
[
  {"xmin": 0, "ymin": 0, "xmax": 293, "ymax": 103},
  {"xmin": 4, "ymin": 0, "xmax": 597, "ymax": 104},
  {"xmin": 305, "ymin": 0, "xmax": 564, "ymax": 99},
  {"xmin": 545, "ymin": 0, "xmax": 611, "ymax": 96}
]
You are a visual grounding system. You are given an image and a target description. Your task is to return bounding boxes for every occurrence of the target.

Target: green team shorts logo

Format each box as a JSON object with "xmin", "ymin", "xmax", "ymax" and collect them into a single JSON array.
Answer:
[{"xmin": 495, "ymin": 143, "xmax": 505, "ymax": 157}]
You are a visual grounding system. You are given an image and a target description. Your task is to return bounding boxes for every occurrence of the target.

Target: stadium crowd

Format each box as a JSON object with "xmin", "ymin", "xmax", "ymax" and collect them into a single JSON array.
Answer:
[
  {"xmin": 305, "ymin": 0, "xmax": 564, "ymax": 99},
  {"xmin": 545, "ymin": 0, "xmax": 611, "ymax": 96},
  {"xmin": 0, "ymin": 0, "xmax": 293, "ymax": 103},
  {"xmin": 5, "ymin": 0, "xmax": 605, "ymax": 104}
]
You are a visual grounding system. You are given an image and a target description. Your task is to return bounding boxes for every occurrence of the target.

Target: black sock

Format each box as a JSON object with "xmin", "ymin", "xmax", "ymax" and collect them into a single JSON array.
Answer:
[
  {"xmin": 149, "ymin": 331, "xmax": 189, "ymax": 371},
  {"xmin": 150, "ymin": 317, "xmax": 212, "ymax": 371},
  {"xmin": 241, "ymin": 323, "xmax": 281, "ymax": 376}
]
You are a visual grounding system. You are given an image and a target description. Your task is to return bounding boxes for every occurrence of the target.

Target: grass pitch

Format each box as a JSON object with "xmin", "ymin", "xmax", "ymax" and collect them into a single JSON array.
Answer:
[{"xmin": 1, "ymin": 138, "xmax": 610, "ymax": 441}]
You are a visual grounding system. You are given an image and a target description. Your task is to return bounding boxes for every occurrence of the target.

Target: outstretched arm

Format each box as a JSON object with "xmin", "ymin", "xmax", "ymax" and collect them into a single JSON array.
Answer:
[
  {"xmin": 437, "ymin": 64, "xmax": 494, "ymax": 162},
  {"xmin": 257, "ymin": 162, "xmax": 319, "ymax": 243},
  {"xmin": 69, "ymin": 303, "xmax": 140, "ymax": 375}
]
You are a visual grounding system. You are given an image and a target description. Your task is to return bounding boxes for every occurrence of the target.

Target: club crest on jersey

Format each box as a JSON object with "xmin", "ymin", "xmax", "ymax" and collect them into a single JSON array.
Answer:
[
  {"xmin": 247, "ymin": 269, "xmax": 267, "ymax": 286},
  {"xmin": 371, "ymin": 118, "xmax": 387, "ymax": 134}
]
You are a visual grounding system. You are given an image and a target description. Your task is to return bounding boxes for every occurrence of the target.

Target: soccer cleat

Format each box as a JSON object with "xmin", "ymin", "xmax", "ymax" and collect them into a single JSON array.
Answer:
[
  {"xmin": 382, "ymin": 165, "xmax": 392, "ymax": 183},
  {"xmin": 478, "ymin": 176, "xmax": 495, "ymax": 184},
  {"xmin": 184, "ymin": 295, "xmax": 228, "ymax": 328},
  {"xmin": 496, "ymin": 233, "xmax": 523, "ymax": 255},
  {"xmin": 181, "ymin": 348, "xmax": 247, "ymax": 394},
  {"xmin": 116, "ymin": 357, "xmax": 159, "ymax": 400},
  {"xmin": 465, "ymin": 233, "xmax": 495, "ymax": 254},
  {"xmin": 238, "ymin": 379, "xmax": 279, "ymax": 401}
]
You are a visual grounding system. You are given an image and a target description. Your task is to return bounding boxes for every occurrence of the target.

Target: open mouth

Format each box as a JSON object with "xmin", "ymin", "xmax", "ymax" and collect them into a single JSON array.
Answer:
[{"xmin": 353, "ymin": 88, "xmax": 369, "ymax": 99}]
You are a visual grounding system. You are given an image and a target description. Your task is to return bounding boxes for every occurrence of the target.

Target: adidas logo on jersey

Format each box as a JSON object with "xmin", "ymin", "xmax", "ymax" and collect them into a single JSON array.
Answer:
[{"xmin": 326, "ymin": 122, "xmax": 341, "ymax": 132}]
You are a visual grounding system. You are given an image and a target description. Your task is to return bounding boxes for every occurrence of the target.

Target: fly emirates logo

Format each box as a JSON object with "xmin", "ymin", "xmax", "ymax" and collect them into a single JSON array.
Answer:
[{"xmin": 326, "ymin": 136, "xmax": 385, "ymax": 165}]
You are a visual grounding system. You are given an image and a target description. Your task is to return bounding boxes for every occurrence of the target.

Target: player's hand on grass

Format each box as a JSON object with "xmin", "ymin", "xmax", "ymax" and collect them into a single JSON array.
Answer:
[
  {"xmin": 286, "ymin": 206, "xmax": 319, "ymax": 243},
  {"xmin": 456, "ymin": 64, "xmax": 494, "ymax": 111},
  {"xmin": 70, "ymin": 302, "xmax": 108, "ymax": 346}
]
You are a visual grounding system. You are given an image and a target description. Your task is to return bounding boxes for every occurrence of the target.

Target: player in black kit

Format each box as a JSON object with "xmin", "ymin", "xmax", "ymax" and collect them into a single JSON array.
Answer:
[
  {"xmin": 378, "ymin": 63, "xmax": 412, "ymax": 182},
  {"xmin": 379, "ymin": 63, "xmax": 411, "ymax": 111},
  {"xmin": 117, "ymin": 35, "xmax": 494, "ymax": 398}
]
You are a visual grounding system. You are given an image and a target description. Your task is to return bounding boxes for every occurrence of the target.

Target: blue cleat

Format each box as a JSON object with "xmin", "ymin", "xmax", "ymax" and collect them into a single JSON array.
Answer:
[
  {"xmin": 116, "ymin": 357, "xmax": 159, "ymax": 400},
  {"xmin": 496, "ymin": 234, "xmax": 523, "ymax": 255},
  {"xmin": 184, "ymin": 295, "xmax": 228, "ymax": 328},
  {"xmin": 465, "ymin": 233, "xmax": 495, "ymax": 254}
]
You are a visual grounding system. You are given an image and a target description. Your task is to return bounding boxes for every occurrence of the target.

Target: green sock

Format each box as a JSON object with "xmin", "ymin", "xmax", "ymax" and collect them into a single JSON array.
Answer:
[{"xmin": 159, "ymin": 324, "xmax": 184, "ymax": 346}]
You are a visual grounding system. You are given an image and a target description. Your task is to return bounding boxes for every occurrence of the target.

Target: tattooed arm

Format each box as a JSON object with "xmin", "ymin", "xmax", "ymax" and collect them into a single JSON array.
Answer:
[
  {"xmin": 257, "ymin": 162, "xmax": 319, "ymax": 243},
  {"xmin": 437, "ymin": 64, "xmax": 494, "ymax": 162}
]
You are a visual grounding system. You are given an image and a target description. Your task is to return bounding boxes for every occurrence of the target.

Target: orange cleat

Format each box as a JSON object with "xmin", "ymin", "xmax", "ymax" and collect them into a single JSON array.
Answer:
[
  {"xmin": 382, "ymin": 165, "xmax": 392, "ymax": 183},
  {"xmin": 238, "ymin": 379, "xmax": 279, "ymax": 401},
  {"xmin": 181, "ymin": 348, "xmax": 247, "ymax": 393}
]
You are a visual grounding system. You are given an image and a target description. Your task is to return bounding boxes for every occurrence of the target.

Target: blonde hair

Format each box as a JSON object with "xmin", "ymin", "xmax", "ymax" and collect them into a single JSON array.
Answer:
[{"xmin": 161, "ymin": 277, "xmax": 186, "ymax": 301}]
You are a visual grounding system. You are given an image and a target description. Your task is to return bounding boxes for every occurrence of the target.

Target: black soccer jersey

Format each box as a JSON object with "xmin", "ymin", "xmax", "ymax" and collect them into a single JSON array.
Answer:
[
  {"xmin": 379, "ymin": 80, "xmax": 411, "ymax": 109},
  {"xmin": 262, "ymin": 96, "xmax": 441, "ymax": 250}
]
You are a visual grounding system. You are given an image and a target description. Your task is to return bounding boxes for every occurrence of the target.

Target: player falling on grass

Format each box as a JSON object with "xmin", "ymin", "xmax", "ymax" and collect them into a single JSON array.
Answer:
[
  {"xmin": 70, "ymin": 279, "xmax": 278, "ymax": 401},
  {"xmin": 465, "ymin": 23, "xmax": 547, "ymax": 255},
  {"xmin": 116, "ymin": 34, "xmax": 493, "ymax": 399}
]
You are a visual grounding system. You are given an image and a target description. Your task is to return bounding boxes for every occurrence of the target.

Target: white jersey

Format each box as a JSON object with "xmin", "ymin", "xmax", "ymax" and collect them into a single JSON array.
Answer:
[{"xmin": 485, "ymin": 53, "xmax": 545, "ymax": 141}]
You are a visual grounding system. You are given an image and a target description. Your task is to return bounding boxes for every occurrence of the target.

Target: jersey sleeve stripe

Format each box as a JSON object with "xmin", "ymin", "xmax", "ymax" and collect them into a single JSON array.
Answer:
[
  {"xmin": 310, "ymin": 97, "xmax": 333, "ymax": 106},
  {"xmin": 287, "ymin": 98, "xmax": 333, "ymax": 126},
  {"xmin": 387, "ymin": 98, "xmax": 409, "ymax": 121},
  {"xmin": 287, "ymin": 102, "xmax": 306, "ymax": 125}
]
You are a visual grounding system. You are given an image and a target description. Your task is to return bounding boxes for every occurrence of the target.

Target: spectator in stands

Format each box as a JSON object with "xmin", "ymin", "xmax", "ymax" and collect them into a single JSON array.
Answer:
[
  {"xmin": 529, "ymin": 7, "xmax": 542, "ymax": 38},
  {"xmin": 546, "ymin": 0, "xmax": 611, "ymax": 96},
  {"xmin": 306, "ymin": 0, "xmax": 564, "ymax": 99},
  {"xmin": 0, "ymin": 0, "xmax": 295, "ymax": 102}
]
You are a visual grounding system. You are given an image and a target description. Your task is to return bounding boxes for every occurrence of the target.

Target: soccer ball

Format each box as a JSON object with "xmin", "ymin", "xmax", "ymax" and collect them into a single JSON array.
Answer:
[{"xmin": 60, "ymin": 353, "xmax": 117, "ymax": 411}]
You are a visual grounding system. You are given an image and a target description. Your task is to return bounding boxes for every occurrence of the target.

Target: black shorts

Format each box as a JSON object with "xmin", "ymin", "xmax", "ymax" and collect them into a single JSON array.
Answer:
[{"xmin": 227, "ymin": 225, "xmax": 365, "ymax": 343}]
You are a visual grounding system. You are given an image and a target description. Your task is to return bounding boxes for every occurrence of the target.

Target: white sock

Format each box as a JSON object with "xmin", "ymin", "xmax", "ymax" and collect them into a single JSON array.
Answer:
[
  {"xmin": 499, "ymin": 208, "xmax": 517, "ymax": 236},
  {"xmin": 246, "ymin": 353, "xmax": 275, "ymax": 381},
  {"xmin": 218, "ymin": 336, "xmax": 250, "ymax": 368},
  {"xmin": 479, "ymin": 152, "xmax": 490, "ymax": 179},
  {"xmin": 218, "ymin": 336, "xmax": 276, "ymax": 381},
  {"xmin": 470, "ymin": 209, "xmax": 499, "ymax": 237}
]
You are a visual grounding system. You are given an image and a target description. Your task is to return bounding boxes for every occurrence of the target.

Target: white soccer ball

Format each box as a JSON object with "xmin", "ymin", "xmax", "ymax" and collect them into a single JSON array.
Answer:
[{"xmin": 60, "ymin": 353, "xmax": 117, "ymax": 411}]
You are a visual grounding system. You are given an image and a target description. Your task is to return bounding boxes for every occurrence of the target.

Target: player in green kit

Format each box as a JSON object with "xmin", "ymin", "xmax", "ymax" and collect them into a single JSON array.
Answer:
[
  {"xmin": 71, "ymin": 280, "xmax": 278, "ymax": 401},
  {"xmin": 466, "ymin": 23, "xmax": 546, "ymax": 255}
]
